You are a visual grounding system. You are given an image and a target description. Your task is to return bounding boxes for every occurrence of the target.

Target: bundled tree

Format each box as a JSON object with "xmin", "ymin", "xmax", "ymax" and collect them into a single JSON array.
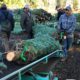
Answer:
[
  {"xmin": 6, "ymin": 34, "xmax": 61, "ymax": 63},
  {"xmin": 31, "ymin": 9, "xmax": 52, "ymax": 23},
  {"xmin": 6, "ymin": 24, "xmax": 61, "ymax": 64}
]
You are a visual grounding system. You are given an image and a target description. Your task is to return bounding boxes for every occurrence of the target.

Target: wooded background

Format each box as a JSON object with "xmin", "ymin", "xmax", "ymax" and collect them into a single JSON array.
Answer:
[{"xmin": 0, "ymin": 0, "xmax": 80, "ymax": 14}]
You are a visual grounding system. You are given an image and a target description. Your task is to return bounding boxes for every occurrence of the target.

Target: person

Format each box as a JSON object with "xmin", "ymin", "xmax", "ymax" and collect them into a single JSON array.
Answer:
[
  {"xmin": 20, "ymin": 4, "xmax": 34, "ymax": 38},
  {"xmin": 0, "ymin": 3, "xmax": 14, "ymax": 52},
  {"xmin": 56, "ymin": 5, "xmax": 65, "ymax": 21},
  {"xmin": 58, "ymin": 6, "xmax": 76, "ymax": 61},
  {"xmin": 0, "ymin": 3, "xmax": 14, "ymax": 72}
]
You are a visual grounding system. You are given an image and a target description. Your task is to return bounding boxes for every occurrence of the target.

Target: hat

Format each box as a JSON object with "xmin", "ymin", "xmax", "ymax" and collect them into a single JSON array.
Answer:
[
  {"xmin": 65, "ymin": 6, "xmax": 71, "ymax": 11},
  {"xmin": 24, "ymin": 4, "xmax": 30, "ymax": 9}
]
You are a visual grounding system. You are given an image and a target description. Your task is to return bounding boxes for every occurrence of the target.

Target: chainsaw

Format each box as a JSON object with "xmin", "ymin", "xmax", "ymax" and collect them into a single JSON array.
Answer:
[{"xmin": 58, "ymin": 31, "xmax": 67, "ymax": 44}]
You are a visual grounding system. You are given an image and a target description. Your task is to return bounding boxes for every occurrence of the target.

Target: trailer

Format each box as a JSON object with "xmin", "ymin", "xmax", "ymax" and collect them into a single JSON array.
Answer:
[{"xmin": 0, "ymin": 50, "xmax": 63, "ymax": 80}]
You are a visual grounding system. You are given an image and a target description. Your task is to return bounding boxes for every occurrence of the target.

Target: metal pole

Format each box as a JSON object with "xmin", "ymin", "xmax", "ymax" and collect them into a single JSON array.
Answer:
[
  {"xmin": 0, "ymin": 50, "xmax": 63, "ymax": 80},
  {"xmin": 18, "ymin": 72, "xmax": 22, "ymax": 80}
]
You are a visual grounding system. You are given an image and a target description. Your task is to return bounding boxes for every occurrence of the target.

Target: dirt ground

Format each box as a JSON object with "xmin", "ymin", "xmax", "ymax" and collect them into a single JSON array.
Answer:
[
  {"xmin": 0, "ymin": 32, "xmax": 80, "ymax": 80},
  {"xmin": 52, "ymin": 47, "xmax": 80, "ymax": 80}
]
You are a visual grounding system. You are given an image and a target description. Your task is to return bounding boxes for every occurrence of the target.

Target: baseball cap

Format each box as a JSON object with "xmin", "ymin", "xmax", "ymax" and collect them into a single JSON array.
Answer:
[
  {"xmin": 24, "ymin": 4, "xmax": 30, "ymax": 9},
  {"xmin": 65, "ymin": 6, "xmax": 72, "ymax": 11}
]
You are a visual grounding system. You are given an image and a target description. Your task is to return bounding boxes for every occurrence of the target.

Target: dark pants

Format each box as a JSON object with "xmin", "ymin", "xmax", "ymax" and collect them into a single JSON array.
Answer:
[{"xmin": 23, "ymin": 28, "xmax": 33, "ymax": 39}]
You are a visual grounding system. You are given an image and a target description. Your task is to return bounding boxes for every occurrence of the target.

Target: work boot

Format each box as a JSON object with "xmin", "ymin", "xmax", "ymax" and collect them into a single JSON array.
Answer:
[{"xmin": 61, "ymin": 53, "xmax": 68, "ymax": 62}]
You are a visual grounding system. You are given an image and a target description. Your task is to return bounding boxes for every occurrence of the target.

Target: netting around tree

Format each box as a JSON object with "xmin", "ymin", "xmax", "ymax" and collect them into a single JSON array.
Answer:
[
  {"xmin": 33, "ymin": 24, "xmax": 57, "ymax": 37},
  {"xmin": 20, "ymin": 34, "xmax": 61, "ymax": 62}
]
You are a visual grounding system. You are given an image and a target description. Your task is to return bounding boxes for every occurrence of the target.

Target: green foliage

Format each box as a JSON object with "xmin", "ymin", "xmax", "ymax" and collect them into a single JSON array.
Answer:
[
  {"xmin": 73, "ymin": 0, "xmax": 78, "ymax": 9},
  {"xmin": 13, "ymin": 9, "xmax": 23, "ymax": 22},
  {"xmin": 12, "ymin": 22, "xmax": 22, "ymax": 34},
  {"xmin": 56, "ymin": 0, "xmax": 66, "ymax": 7},
  {"xmin": 43, "ymin": 0, "xmax": 49, "ymax": 6},
  {"xmin": 76, "ymin": 13, "xmax": 80, "ymax": 22},
  {"xmin": 20, "ymin": 34, "xmax": 61, "ymax": 61},
  {"xmin": 20, "ymin": 23, "xmax": 61, "ymax": 62},
  {"xmin": 31, "ymin": 9, "xmax": 43, "ymax": 15},
  {"xmin": 29, "ymin": 0, "xmax": 37, "ymax": 3},
  {"xmin": 33, "ymin": 24, "xmax": 56, "ymax": 37}
]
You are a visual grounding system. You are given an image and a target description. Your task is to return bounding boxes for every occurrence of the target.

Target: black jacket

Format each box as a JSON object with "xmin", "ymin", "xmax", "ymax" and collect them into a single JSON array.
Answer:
[{"xmin": 20, "ymin": 11, "xmax": 34, "ymax": 33}]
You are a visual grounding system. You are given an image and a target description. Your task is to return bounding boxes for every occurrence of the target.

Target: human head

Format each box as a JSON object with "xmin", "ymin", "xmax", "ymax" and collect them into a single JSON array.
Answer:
[
  {"xmin": 65, "ymin": 6, "xmax": 72, "ymax": 16},
  {"xmin": 56, "ymin": 5, "xmax": 61, "ymax": 11},
  {"xmin": 23, "ymin": 4, "xmax": 30, "ymax": 12},
  {"xmin": 1, "ymin": 3, "xmax": 7, "ymax": 10}
]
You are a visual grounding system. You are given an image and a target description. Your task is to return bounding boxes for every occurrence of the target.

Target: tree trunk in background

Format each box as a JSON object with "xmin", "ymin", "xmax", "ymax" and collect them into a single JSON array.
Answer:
[
  {"xmin": 56, "ymin": 0, "xmax": 66, "ymax": 8},
  {"xmin": 1, "ymin": 0, "xmax": 80, "ymax": 13},
  {"xmin": 56, "ymin": 0, "xmax": 60, "ymax": 6},
  {"xmin": 73, "ymin": 0, "xmax": 78, "ymax": 9}
]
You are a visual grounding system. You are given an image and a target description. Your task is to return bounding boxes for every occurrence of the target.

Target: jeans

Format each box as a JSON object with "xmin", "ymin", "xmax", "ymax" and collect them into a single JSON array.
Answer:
[{"xmin": 63, "ymin": 37, "xmax": 73, "ymax": 57}]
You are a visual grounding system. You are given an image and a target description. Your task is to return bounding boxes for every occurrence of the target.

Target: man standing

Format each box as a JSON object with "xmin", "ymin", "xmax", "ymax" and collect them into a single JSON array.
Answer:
[
  {"xmin": 56, "ymin": 5, "xmax": 65, "ymax": 21},
  {"xmin": 0, "ymin": 4, "xmax": 14, "ymax": 52},
  {"xmin": 0, "ymin": 4, "xmax": 14, "ymax": 72},
  {"xmin": 20, "ymin": 4, "xmax": 34, "ymax": 38},
  {"xmin": 58, "ymin": 6, "xmax": 76, "ymax": 60}
]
